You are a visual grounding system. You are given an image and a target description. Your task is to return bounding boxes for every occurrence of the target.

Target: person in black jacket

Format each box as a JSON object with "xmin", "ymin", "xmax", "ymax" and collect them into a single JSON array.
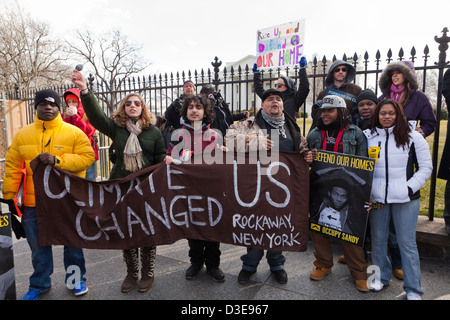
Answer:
[
  {"xmin": 253, "ymin": 57, "xmax": 310, "ymax": 119},
  {"xmin": 162, "ymin": 80, "xmax": 196, "ymax": 147},
  {"xmin": 438, "ymin": 68, "xmax": 450, "ymax": 235},
  {"xmin": 200, "ymin": 84, "xmax": 249, "ymax": 139}
]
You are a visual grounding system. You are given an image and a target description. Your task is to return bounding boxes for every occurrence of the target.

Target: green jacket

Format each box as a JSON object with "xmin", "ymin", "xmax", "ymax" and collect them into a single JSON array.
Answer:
[
  {"xmin": 306, "ymin": 124, "xmax": 368, "ymax": 157},
  {"xmin": 81, "ymin": 91, "xmax": 166, "ymax": 179}
]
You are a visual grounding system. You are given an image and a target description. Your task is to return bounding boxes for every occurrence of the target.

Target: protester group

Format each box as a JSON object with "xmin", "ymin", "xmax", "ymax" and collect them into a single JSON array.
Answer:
[{"xmin": 2, "ymin": 54, "xmax": 450, "ymax": 301}]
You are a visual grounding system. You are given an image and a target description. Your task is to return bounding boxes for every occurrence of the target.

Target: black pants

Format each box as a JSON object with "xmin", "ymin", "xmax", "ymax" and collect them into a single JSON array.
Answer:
[
  {"xmin": 188, "ymin": 239, "xmax": 221, "ymax": 269},
  {"xmin": 444, "ymin": 181, "xmax": 450, "ymax": 227}
]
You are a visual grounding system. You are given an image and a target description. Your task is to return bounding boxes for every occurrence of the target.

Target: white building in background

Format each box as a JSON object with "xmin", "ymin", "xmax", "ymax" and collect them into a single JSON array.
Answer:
[
  {"xmin": 222, "ymin": 54, "xmax": 314, "ymax": 117},
  {"xmin": 221, "ymin": 55, "xmax": 260, "ymax": 114}
]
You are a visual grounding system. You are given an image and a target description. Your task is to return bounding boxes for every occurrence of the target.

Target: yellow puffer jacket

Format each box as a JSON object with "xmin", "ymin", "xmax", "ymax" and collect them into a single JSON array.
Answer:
[{"xmin": 2, "ymin": 114, "xmax": 95, "ymax": 207}]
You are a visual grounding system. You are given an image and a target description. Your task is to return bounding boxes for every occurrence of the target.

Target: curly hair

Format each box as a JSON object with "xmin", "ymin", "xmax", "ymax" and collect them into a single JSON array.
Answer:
[
  {"xmin": 371, "ymin": 99, "xmax": 411, "ymax": 149},
  {"xmin": 111, "ymin": 93, "xmax": 156, "ymax": 129},
  {"xmin": 180, "ymin": 95, "xmax": 215, "ymax": 124}
]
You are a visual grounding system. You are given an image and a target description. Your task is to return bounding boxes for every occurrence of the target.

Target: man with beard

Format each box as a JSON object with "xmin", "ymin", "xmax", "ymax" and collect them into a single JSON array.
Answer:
[
  {"xmin": 225, "ymin": 88, "xmax": 313, "ymax": 284},
  {"xmin": 311, "ymin": 60, "xmax": 362, "ymax": 130}
]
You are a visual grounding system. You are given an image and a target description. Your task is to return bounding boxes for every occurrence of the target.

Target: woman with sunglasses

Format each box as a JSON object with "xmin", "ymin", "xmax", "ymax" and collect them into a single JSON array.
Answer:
[
  {"xmin": 253, "ymin": 57, "xmax": 310, "ymax": 119},
  {"xmin": 71, "ymin": 69, "xmax": 166, "ymax": 294},
  {"xmin": 365, "ymin": 99, "xmax": 432, "ymax": 299}
]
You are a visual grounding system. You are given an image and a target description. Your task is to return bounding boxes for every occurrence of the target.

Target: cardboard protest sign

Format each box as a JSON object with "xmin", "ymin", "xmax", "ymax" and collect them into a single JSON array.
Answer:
[
  {"xmin": 309, "ymin": 150, "xmax": 375, "ymax": 247},
  {"xmin": 0, "ymin": 211, "xmax": 16, "ymax": 300},
  {"xmin": 256, "ymin": 20, "xmax": 305, "ymax": 69},
  {"xmin": 33, "ymin": 152, "xmax": 310, "ymax": 252}
]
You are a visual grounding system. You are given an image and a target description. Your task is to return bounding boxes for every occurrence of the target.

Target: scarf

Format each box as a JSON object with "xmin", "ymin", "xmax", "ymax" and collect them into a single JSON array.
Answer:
[
  {"xmin": 123, "ymin": 119, "xmax": 145, "ymax": 172},
  {"xmin": 390, "ymin": 84, "xmax": 404, "ymax": 102},
  {"xmin": 261, "ymin": 110, "xmax": 286, "ymax": 138}
]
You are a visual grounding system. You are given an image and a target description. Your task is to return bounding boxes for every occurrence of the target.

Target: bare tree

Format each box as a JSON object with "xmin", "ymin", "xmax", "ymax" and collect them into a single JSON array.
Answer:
[
  {"xmin": 66, "ymin": 29, "xmax": 151, "ymax": 114},
  {"xmin": 0, "ymin": 4, "xmax": 71, "ymax": 93}
]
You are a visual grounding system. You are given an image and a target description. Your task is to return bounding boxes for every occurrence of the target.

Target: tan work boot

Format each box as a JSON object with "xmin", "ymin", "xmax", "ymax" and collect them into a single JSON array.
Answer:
[
  {"xmin": 310, "ymin": 261, "xmax": 331, "ymax": 280},
  {"xmin": 355, "ymin": 279, "xmax": 369, "ymax": 292},
  {"xmin": 393, "ymin": 269, "xmax": 404, "ymax": 280}
]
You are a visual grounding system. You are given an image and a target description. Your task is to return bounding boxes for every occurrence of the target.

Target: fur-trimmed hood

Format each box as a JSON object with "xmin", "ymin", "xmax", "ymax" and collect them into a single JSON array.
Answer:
[{"xmin": 379, "ymin": 61, "xmax": 419, "ymax": 91}]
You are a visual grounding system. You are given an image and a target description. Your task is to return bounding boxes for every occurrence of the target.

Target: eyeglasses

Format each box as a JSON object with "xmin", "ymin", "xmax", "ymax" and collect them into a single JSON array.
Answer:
[
  {"xmin": 334, "ymin": 67, "xmax": 348, "ymax": 73},
  {"xmin": 125, "ymin": 100, "xmax": 142, "ymax": 107},
  {"xmin": 274, "ymin": 83, "xmax": 285, "ymax": 88}
]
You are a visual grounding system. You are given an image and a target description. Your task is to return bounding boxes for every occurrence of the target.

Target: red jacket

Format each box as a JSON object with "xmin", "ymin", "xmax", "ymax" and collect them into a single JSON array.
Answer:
[
  {"xmin": 63, "ymin": 88, "xmax": 99, "ymax": 161},
  {"xmin": 166, "ymin": 120, "xmax": 217, "ymax": 161}
]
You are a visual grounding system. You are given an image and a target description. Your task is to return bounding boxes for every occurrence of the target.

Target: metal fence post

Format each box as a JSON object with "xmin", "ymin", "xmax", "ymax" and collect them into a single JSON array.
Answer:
[
  {"xmin": 429, "ymin": 27, "xmax": 450, "ymax": 220},
  {"xmin": 212, "ymin": 57, "xmax": 222, "ymax": 90}
]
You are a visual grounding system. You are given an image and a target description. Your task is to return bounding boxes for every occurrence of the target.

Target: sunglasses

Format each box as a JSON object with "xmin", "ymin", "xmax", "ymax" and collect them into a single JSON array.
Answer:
[
  {"xmin": 274, "ymin": 83, "xmax": 286, "ymax": 88},
  {"xmin": 125, "ymin": 100, "xmax": 142, "ymax": 107},
  {"xmin": 334, "ymin": 67, "xmax": 348, "ymax": 73}
]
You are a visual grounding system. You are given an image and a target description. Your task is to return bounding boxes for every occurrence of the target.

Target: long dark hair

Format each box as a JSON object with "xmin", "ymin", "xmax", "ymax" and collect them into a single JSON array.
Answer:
[
  {"xmin": 371, "ymin": 99, "xmax": 411, "ymax": 149},
  {"xmin": 318, "ymin": 107, "xmax": 351, "ymax": 130},
  {"xmin": 180, "ymin": 95, "xmax": 215, "ymax": 125}
]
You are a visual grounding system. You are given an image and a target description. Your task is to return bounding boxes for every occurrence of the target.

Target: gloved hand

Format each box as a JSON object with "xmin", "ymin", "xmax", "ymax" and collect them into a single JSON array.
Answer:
[
  {"xmin": 66, "ymin": 105, "xmax": 77, "ymax": 117},
  {"xmin": 252, "ymin": 63, "xmax": 260, "ymax": 73},
  {"xmin": 300, "ymin": 57, "xmax": 307, "ymax": 68}
]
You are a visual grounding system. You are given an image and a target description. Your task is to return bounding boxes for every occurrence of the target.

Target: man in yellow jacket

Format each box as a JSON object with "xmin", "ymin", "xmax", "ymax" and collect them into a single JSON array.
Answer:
[{"xmin": 2, "ymin": 89, "xmax": 95, "ymax": 300}]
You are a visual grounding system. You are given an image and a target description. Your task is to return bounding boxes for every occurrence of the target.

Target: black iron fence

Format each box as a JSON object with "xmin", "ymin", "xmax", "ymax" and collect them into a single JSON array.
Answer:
[{"xmin": 3, "ymin": 28, "xmax": 450, "ymax": 219}]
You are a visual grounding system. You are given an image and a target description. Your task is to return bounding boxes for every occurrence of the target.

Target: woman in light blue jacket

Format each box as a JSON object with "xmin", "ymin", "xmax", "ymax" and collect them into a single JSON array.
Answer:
[{"xmin": 364, "ymin": 99, "xmax": 432, "ymax": 300}]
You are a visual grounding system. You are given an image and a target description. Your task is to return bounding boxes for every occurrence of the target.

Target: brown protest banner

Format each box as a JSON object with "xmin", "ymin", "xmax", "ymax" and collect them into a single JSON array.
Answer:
[{"xmin": 32, "ymin": 152, "xmax": 310, "ymax": 252}]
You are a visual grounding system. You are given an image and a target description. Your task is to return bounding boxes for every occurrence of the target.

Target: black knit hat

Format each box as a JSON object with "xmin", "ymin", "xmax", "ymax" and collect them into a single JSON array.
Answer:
[
  {"xmin": 356, "ymin": 89, "xmax": 378, "ymax": 105},
  {"xmin": 34, "ymin": 89, "xmax": 61, "ymax": 109}
]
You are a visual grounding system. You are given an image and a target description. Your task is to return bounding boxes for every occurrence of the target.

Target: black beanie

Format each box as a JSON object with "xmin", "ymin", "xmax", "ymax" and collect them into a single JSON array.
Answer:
[
  {"xmin": 34, "ymin": 89, "xmax": 61, "ymax": 109},
  {"xmin": 356, "ymin": 89, "xmax": 378, "ymax": 105}
]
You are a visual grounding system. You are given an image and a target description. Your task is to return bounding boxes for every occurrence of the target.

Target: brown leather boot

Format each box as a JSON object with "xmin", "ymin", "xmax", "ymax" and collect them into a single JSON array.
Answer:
[
  {"xmin": 310, "ymin": 260, "xmax": 331, "ymax": 281},
  {"xmin": 121, "ymin": 249, "xmax": 139, "ymax": 293},
  {"xmin": 355, "ymin": 279, "xmax": 369, "ymax": 292},
  {"xmin": 138, "ymin": 246, "xmax": 156, "ymax": 293}
]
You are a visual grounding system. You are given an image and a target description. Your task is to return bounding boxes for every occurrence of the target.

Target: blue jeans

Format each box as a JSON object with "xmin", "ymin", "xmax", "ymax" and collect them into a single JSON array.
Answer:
[
  {"xmin": 21, "ymin": 207, "xmax": 86, "ymax": 293},
  {"xmin": 241, "ymin": 249, "xmax": 285, "ymax": 272},
  {"xmin": 369, "ymin": 199, "xmax": 423, "ymax": 296},
  {"xmin": 85, "ymin": 162, "xmax": 97, "ymax": 181}
]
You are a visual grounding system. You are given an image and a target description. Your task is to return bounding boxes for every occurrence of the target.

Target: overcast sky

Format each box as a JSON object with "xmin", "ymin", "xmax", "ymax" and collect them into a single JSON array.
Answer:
[{"xmin": 1, "ymin": 0, "xmax": 448, "ymax": 74}]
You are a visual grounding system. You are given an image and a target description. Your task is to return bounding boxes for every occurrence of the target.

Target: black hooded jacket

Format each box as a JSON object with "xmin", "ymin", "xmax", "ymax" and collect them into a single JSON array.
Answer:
[{"xmin": 254, "ymin": 67, "xmax": 310, "ymax": 119}]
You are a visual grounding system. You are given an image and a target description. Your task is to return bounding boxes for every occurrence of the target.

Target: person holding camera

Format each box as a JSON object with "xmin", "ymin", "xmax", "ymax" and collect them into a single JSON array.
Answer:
[{"xmin": 200, "ymin": 84, "xmax": 249, "ymax": 138}]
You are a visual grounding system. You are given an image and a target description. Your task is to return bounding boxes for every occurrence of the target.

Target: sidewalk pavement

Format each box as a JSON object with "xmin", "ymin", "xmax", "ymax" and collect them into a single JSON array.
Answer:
[{"xmin": 11, "ymin": 217, "xmax": 450, "ymax": 301}]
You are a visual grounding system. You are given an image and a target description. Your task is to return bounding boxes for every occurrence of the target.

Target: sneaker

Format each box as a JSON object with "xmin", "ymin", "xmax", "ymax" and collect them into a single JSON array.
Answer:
[
  {"xmin": 406, "ymin": 292, "xmax": 422, "ymax": 300},
  {"xmin": 207, "ymin": 268, "xmax": 225, "ymax": 282},
  {"xmin": 73, "ymin": 281, "xmax": 89, "ymax": 296},
  {"xmin": 271, "ymin": 269, "xmax": 288, "ymax": 284},
  {"xmin": 22, "ymin": 290, "xmax": 41, "ymax": 300},
  {"xmin": 237, "ymin": 269, "xmax": 255, "ymax": 284},
  {"xmin": 185, "ymin": 264, "xmax": 203, "ymax": 280},
  {"xmin": 369, "ymin": 279, "xmax": 384, "ymax": 292}
]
